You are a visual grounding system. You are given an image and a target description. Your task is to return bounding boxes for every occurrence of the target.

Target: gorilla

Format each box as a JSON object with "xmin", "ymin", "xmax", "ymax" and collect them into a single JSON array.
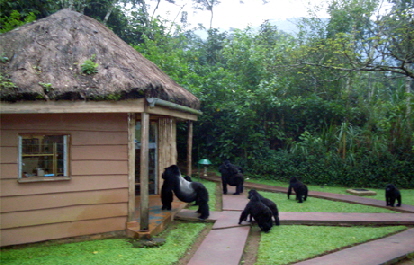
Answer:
[
  {"xmin": 161, "ymin": 165, "xmax": 209, "ymax": 220},
  {"xmin": 248, "ymin": 189, "xmax": 280, "ymax": 226},
  {"xmin": 385, "ymin": 184, "xmax": 402, "ymax": 207},
  {"xmin": 239, "ymin": 192, "xmax": 273, "ymax": 233},
  {"xmin": 218, "ymin": 160, "xmax": 244, "ymax": 195},
  {"xmin": 288, "ymin": 176, "xmax": 308, "ymax": 203}
]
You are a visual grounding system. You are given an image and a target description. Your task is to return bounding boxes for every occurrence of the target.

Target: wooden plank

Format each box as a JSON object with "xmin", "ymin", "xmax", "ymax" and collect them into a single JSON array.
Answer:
[
  {"xmin": 187, "ymin": 121, "xmax": 193, "ymax": 176},
  {"xmin": 72, "ymin": 145, "xmax": 127, "ymax": 160},
  {"xmin": 0, "ymin": 146, "xmax": 128, "ymax": 180},
  {"xmin": 0, "ymin": 129, "xmax": 127, "ymax": 146},
  {"xmin": 0, "ymin": 189, "xmax": 128, "ymax": 213},
  {"xmin": 140, "ymin": 112, "xmax": 149, "ymax": 231},
  {"xmin": 71, "ymin": 131, "xmax": 128, "ymax": 145},
  {"xmin": 0, "ymin": 175, "xmax": 128, "ymax": 196},
  {"xmin": 0, "ymin": 163, "xmax": 17, "ymax": 179},
  {"xmin": 0, "ymin": 216, "xmax": 126, "ymax": 247},
  {"xmin": 0, "ymin": 146, "xmax": 17, "ymax": 164},
  {"xmin": 1, "ymin": 113, "xmax": 128, "ymax": 132},
  {"xmin": 0, "ymin": 130, "xmax": 18, "ymax": 147},
  {"xmin": 127, "ymin": 113, "xmax": 135, "ymax": 221},
  {"xmin": 146, "ymin": 105, "xmax": 198, "ymax": 121},
  {"xmin": 157, "ymin": 117, "xmax": 178, "ymax": 193},
  {"xmin": 1, "ymin": 203, "xmax": 127, "ymax": 229},
  {"xmin": 0, "ymin": 99, "xmax": 145, "ymax": 114},
  {"xmin": 71, "ymin": 160, "xmax": 128, "ymax": 176}
]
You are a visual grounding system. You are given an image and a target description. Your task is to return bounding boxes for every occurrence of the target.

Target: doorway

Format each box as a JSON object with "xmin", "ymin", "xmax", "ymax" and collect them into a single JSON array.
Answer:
[{"xmin": 135, "ymin": 121, "xmax": 158, "ymax": 195}]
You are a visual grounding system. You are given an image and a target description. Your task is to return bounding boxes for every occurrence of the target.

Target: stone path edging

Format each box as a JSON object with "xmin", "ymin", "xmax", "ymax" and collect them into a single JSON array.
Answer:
[
  {"xmin": 177, "ymin": 178, "xmax": 414, "ymax": 265},
  {"xmin": 294, "ymin": 228, "xmax": 414, "ymax": 265}
]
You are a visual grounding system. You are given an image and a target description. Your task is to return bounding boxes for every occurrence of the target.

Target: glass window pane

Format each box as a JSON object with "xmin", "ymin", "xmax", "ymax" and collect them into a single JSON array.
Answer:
[{"xmin": 19, "ymin": 135, "xmax": 69, "ymax": 178}]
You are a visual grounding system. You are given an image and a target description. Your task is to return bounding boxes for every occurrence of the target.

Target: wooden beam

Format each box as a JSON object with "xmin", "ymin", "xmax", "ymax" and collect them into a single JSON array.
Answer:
[
  {"xmin": 0, "ymin": 99, "xmax": 145, "ymax": 114},
  {"xmin": 139, "ymin": 112, "xmax": 150, "ymax": 231},
  {"xmin": 127, "ymin": 113, "xmax": 136, "ymax": 222},
  {"xmin": 146, "ymin": 105, "xmax": 198, "ymax": 121},
  {"xmin": 187, "ymin": 121, "xmax": 193, "ymax": 176}
]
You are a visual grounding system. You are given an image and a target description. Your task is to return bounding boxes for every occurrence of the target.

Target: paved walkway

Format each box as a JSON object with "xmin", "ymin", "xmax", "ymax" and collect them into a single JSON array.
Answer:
[
  {"xmin": 244, "ymin": 181, "xmax": 414, "ymax": 213},
  {"xmin": 175, "ymin": 179, "xmax": 414, "ymax": 265}
]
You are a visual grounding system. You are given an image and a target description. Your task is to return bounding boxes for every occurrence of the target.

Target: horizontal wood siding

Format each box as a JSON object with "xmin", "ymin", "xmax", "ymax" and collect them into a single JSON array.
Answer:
[
  {"xmin": 1, "ymin": 203, "xmax": 127, "ymax": 229},
  {"xmin": 1, "ymin": 217, "xmax": 126, "ymax": 247},
  {"xmin": 0, "ymin": 113, "xmax": 130, "ymax": 247},
  {"xmin": 0, "ymin": 176, "xmax": 128, "ymax": 196},
  {"xmin": 0, "ymin": 189, "xmax": 128, "ymax": 213}
]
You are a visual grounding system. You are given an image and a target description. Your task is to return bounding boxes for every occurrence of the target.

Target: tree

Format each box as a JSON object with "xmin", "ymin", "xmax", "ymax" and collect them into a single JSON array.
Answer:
[
  {"xmin": 192, "ymin": 0, "xmax": 220, "ymax": 28},
  {"xmin": 298, "ymin": 0, "xmax": 414, "ymax": 79}
]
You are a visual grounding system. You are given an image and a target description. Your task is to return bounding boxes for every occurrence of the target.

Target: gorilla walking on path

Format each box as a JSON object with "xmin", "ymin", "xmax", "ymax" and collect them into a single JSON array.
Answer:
[{"xmin": 218, "ymin": 160, "xmax": 244, "ymax": 195}]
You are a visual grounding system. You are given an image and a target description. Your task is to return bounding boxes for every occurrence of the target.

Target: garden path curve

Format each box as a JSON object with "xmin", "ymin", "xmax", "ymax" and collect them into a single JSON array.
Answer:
[{"xmin": 175, "ymin": 179, "xmax": 414, "ymax": 265}]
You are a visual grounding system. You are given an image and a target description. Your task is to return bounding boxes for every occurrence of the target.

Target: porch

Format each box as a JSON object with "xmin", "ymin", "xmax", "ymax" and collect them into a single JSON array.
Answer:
[{"xmin": 126, "ymin": 195, "xmax": 188, "ymax": 239}]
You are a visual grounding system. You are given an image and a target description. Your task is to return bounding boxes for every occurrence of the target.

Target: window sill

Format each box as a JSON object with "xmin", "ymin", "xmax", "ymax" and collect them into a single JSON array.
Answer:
[{"xmin": 18, "ymin": 176, "xmax": 71, "ymax": 183}]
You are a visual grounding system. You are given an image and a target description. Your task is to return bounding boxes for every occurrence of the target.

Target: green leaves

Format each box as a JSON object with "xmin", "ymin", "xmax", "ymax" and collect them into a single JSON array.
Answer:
[
  {"xmin": 0, "ymin": 10, "xmax": 36, "ymax": 33},
  {"xmin": 81, "ymin": 55, "xmax": 99, "ymax": 75}
]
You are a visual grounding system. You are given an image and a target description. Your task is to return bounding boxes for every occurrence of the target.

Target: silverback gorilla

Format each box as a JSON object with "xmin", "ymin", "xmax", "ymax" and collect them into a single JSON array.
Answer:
[
  {"xmin": 288, "ymin": 176, "xmax": 308, "ymax": 203},
  {"xmin": 218, "ymin": 160, "xmax": 244, "ymax": 195},
  {"xmin": 385, "ymin": 184, "xmax": 402, "ymax": 207},
  {"xmin": 161, "ymin": 165, "xmax": 209, "ymax": 220},
  {"xmin": 239, "ymin": 192, "xmax": 273, "ymax": 233}
]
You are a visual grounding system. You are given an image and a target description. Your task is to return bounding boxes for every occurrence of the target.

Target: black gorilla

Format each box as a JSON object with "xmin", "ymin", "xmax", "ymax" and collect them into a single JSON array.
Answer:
[
  {"xmin": 288, "ymin": 176, "xmax": 308, "ymax": 203},
  {"xmin": 248, "ymin": 189, "xmax": 280, "ymax": 226},
  {"xmin": 385, "ymin": 184, "xmax": 402, "ymax": 207},
  {"xmin": 161, "ymin": 165, "xmax": 209, "ymax": 220},
  {"xmin": 218, "ymin": 160, "xmax": 244, "ymax": 195},
  {"xmin": 239, "ymin": 192, "xmax": 273, "ymax": 233}
]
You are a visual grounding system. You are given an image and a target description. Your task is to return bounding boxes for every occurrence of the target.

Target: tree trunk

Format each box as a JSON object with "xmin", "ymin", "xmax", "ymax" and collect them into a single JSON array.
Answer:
[
  {"xmin": 405, "ymin": 75, "xmax": 412, "ymax": 130},
  {"xmin": 103, "ymin": 6, "xmax": 114, "ymax": 25},
  {"xmin": 209, "ymin": 8, "xmax": 214, "ymax": 28}
]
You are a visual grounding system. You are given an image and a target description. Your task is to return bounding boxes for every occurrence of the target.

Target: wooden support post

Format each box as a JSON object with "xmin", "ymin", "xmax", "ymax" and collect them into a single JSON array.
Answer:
[
  {"xmin": 140, "ymin": 112, "xmax": 150, "ymax": 231},
  {"xmin": 187, "ymin": 121, "xmax": 193, "ymax": 177},
  {"xmin": 127, "ymin": 113, "xmax": 136, "ymax": 221}
]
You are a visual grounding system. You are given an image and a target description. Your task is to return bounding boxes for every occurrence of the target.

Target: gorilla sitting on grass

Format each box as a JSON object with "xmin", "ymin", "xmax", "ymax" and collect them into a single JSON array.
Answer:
[
  {"xmin": 161, "ymin": 165, "xmax": 209, "ymax": 220},
  {"xmin": 385, "ymin": 184, "xmax": 402, "ymax": 207},
  {"xmin": 288, "ymin": 176, "xmax": 308, "ymax": 203},
  {"xmin": 248, "ymin": 189, "xmax": 280, "ymax": 226},
  {"xmin": 218, "ymin": 160, "xmax": 244, "ymax": 195},
  {"xmin": 239, "ymin": 192, "xmax": 273, "ymax": 233}
]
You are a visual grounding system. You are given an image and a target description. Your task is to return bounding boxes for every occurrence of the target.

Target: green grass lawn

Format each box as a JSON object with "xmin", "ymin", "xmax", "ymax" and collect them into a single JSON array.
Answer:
[
  {"xmin": 1, "ymin": 179, "xmax": 217, "ymax": 265},
  {"xmin": 257, "ymin": 190, "xmax": 395, "ymax": 212},
  {"xmin": 256, "ymin": 225, "xmax": 407, "ymax": 265},
  {"xmin": 2, "ymin": 179, "xmax": 411, "ymax": 265},
  {"xmin": 245, "ymin": 177, "xmax": 414, "ymax": 206},
  {"xmin": 1, "ymin": 222, "xmax": 209, "ymax": 265}
]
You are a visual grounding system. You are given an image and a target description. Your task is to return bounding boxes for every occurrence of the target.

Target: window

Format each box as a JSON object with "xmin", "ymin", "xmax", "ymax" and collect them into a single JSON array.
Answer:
[{"xmin": 18, "ymin": 134, "xmax": 70, "ymax": 182}]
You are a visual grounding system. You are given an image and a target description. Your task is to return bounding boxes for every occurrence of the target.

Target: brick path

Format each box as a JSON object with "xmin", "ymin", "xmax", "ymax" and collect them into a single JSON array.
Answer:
[{"xmin": 175, "ymin": 178, "xmax": 414, "ymax": 265}]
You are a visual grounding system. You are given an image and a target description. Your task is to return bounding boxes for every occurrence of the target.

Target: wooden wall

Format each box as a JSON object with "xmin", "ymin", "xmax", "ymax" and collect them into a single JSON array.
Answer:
[
  {"xmin": 0, "ymin": 113, "xmax": 129, "ymax": 247},
  {"xmin": 157, "ymin": 118, "xmax": 177, "ymax": 194}
]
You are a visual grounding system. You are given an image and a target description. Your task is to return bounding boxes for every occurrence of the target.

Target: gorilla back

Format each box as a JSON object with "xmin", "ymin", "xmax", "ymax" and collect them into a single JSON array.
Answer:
[
  {"xmin": 218, "ymin": 160, "xmax": 244, "ymax": 195},
  {"xmin": 239, "ymin": 193, "xmax": 273, "ymax": 233},
  {"xmin": 161, "ymin": 165, "xmax": 209, "ymax": 220}
]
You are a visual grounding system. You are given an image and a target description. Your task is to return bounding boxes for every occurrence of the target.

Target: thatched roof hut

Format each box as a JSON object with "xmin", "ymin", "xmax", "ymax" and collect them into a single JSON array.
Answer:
[
  {"xmin": 0, "ymin": 9, "xmax": 200, "ymax": 247},
  {"xmin": 0, "ymin": 9, "xmax": 199, "ymax": 109}
]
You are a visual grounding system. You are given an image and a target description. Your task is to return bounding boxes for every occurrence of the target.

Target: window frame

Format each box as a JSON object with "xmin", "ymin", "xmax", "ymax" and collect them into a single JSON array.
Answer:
[{"xmin": 18, "ymin": 134, "xmax": 71, "ymax": 183}]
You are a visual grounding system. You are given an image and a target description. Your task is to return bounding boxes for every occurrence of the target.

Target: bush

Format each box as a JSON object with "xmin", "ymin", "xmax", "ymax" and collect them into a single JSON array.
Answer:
[{"xmin": 243, "ymin": 147, "xmax": 414, "ymax": 189}]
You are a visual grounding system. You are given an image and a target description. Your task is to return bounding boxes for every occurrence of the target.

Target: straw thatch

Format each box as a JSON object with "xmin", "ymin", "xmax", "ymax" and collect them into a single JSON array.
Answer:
[{"xmin": 0, "ymin": 9, "xmax": 200, "ymax": 109}]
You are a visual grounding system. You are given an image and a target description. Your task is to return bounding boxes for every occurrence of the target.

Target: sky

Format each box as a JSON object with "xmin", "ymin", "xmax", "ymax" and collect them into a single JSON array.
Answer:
[
  {"xmin": 148, "ymin": 0, "xmax": 394, "ymax": 30},
  {"xmin": 150, "ymin": 0, "xmax": 329, "ymax": 30}
]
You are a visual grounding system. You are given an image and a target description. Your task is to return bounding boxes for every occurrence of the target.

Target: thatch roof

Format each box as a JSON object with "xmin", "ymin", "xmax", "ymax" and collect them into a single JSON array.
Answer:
[{"xmin": 0, "ymin": 9, "xmax": 200, "ymax": 109}]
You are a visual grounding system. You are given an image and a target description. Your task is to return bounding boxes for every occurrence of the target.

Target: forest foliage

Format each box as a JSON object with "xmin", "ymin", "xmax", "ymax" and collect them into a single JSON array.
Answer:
[{"xmin": 1, "ymin": 0, "xmax": 413, "ymax": 188}]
